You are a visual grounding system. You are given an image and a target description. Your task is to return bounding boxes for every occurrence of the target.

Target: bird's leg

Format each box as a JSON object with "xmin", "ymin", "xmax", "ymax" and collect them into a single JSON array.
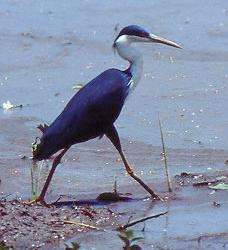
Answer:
[
  {"xmin": 26, "ymin": 147, "xmax": 69, "ymax": 207},
  {"xmin": 118, "ymin": 150, "xmax": 161, "ymax": 200},
  {"xmin": 38, "ymin": 147, "xmax": 69, "ymax": 204},
  {"xmin": 106, "ymin": 125, "xmax": 161, "ymax": 201}
]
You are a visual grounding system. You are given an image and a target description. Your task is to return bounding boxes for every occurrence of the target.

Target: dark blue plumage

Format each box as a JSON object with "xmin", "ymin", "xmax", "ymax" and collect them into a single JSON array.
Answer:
[{"xmin": 33, "ymin": 68, "xmax": 132, "ymax": 160}]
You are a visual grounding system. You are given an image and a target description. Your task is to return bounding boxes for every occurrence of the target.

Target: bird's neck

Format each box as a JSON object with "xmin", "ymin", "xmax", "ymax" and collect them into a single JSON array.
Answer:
[{"xmin": 115, "ymin": 39, "xmax": 143, "ymax": 86}]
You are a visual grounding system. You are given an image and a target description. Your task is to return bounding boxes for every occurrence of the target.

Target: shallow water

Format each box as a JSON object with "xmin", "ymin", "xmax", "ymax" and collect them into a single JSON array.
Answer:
[{"xmin": 0, "ymin": 0, "xmax": 228, "ymax": 248}]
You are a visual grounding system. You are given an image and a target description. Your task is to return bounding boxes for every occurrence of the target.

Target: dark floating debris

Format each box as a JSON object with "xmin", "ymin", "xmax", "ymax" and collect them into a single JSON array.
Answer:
[
  {"xmin": 96, "ymin": 192, "xmax": 132, "ymax": 202},
  {"xmin": 21, "ymin": 32, "xmax": 35, "ymax": 39},
  {"xmin": 63, "ymin": 41, "xmax": 73, "ymax": 46},
  {"xmin": 53, "ymin": 192, "xmax": 133, "ymax": 207},
  {"xmin": 193, "ymin": 180, "xmax": 218, "ymax": 187},
  {"xmin": 212, "ymin": 201, "xmax": 221, "ymax": 207},
  {"xmin": 180, "ymin": 172, "xmax": 192, "ymax": 178},
  {"xmin": 174, "ymin": 172, "xmax": 228, "ymax": 189},
  {"xmin": 20, "ymin": 155, "xmax": 28, "ymax": 160}
]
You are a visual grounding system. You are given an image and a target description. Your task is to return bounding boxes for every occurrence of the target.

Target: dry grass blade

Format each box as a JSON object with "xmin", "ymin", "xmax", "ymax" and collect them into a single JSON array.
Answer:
[
  {"xmin": 158, "ymin": 114, "xmax": 172, "ymax": 192},
  {"xmin": 117, "ymin": 211, "xmax": 168, "ymax": 230},
  {"xmin": 63, "ymin": 220, "xmax": 103, "ymax": 231}
]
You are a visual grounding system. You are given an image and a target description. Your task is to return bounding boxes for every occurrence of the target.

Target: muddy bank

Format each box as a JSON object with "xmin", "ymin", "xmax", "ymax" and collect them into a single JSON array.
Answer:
[
  {"xmin": 1, "ymin": 170, "xmax": 228, "ymax": 249},
  {"xmin": 0, "ymin": 199, "xmax": 118, "ymax": 249}
]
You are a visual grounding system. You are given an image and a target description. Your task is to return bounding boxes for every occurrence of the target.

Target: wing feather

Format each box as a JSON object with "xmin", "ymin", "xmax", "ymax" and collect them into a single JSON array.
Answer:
[{"xmin": 40, "ymin": 69, "xmax": 131, "ymax": 154}]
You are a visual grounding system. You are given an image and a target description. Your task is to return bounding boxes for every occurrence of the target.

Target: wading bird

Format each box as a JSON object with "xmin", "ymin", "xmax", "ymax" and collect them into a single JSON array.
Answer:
[{"xmin": 31, "ymin": 25, "xmax": 181, "ymax": 206}]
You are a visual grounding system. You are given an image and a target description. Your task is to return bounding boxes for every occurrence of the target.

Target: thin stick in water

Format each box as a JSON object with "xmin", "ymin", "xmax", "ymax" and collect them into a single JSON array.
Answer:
[
  {"xmin": 158, "ymin": 114, "xmax": 172, "ymax": 192},
  {"xmin": 117, "ymin": 211, "xmax": 168, "ymax": 230}
]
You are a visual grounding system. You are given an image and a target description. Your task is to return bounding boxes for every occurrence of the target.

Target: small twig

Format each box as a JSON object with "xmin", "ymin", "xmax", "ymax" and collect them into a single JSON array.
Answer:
[
  {"xmin": 158, "ymin": 114, "xmax": 172, "ymax": 192},
  {"xmin": 113, "ymin": 179, "xmax": 117, "ymax": 194},
  {"xmin": 126, "ymin": 215, "xmax": 133, "ymax": 225},
  {"xmin": 63, "ymin": 220, "xmax": 103, "ymax": 231},
  {"xmin": 51, "ymin": 195, "xmax": 64, "ymax": 204},
  {"xmin": 117, "ymin": 211, "xmax": 168, "ymax": 230},
  {"xmin": 142, "ymin": 221, "xmax": 146, "ymax": 231}
]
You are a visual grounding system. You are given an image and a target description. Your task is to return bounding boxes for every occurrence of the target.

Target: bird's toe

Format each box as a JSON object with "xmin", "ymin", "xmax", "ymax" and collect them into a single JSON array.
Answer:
[{"xmin": 23, "ymin": 197, "xmax": 51, "ymax": 208}]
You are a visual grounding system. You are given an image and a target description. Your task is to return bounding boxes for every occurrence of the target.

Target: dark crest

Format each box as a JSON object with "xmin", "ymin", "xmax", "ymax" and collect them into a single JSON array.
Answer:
[{"xmin": 113, "ymin": 25, "xmax": 150, "ymax": 48}]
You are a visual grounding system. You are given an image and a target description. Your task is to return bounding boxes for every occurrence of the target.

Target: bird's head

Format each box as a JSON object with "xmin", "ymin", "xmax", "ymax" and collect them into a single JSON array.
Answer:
[
  {"xmin": 31, "ymin": 136, "xmax": 52, "ymax": 161},
  {"xmin": 31, "ymin": 137, "xmax": 43, "ymax": 160},
  {"xmin": 113, "ymin": 25, "xmax": 182, "ymax": 49}
]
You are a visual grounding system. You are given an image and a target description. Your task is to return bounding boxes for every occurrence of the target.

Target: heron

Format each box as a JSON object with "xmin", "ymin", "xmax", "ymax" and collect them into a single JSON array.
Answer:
[{"xmin": 30, "ymin": 25, "xmax": 181, "ymax": 206}]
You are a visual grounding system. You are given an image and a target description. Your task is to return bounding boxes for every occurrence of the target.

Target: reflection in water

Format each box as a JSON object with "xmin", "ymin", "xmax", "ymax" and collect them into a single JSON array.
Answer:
[{"xmin": 30, "ymin": 160, "xmax": 49, "ymax": 200}]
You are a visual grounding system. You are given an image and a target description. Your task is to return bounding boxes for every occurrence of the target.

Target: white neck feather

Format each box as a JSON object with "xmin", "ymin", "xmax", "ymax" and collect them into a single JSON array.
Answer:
[{"xmin": 115, "ymin": 35, "xmax": 143, "ymax": 88}]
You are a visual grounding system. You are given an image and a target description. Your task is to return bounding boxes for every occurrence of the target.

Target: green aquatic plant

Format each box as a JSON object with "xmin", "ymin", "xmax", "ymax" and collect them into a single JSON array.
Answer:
[
  {"xmin": 158, "ymin": 114, "xmax": 172, "ymax": 192},
  {"xmin": 118, "ymin": 229, "xmax": 143, "ymax": 250},
  {"xmin": 31, "ymin": 139, "xmax": 38, "ymax": 154},
  {"xmin": 0, "ymin": 241, "xmax": 10, "ymax": 250},
  {"xmin": 30, "ymin": 159, "xmax": 50, "ymax": 201},
  {"xmin": 209, "ymin": 182, "xmax": 228, "ymax": 190},
  {"xmin": 31, "ymin": 160, "xmax": 39, "ymax": 200},
  {"xmin": 31, "ymin": 137, "xmax": 50, "ymax": 201},
  {"xmin": 65, "ymin": 241, "xmax": 80, "ymax": 250}
]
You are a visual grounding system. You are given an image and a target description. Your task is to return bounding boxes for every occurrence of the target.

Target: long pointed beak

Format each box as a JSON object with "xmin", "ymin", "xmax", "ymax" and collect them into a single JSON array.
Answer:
[{"xmin": 149, "ymin": 33, "xmax": 182, "ymax": 49}]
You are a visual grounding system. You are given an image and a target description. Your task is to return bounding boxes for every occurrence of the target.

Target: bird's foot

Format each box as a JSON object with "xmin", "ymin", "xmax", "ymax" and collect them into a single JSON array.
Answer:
[
  {"xmin": 23, "ymin": 197, "xmax": 51, "ymax": 207},
  {"xmin": 151, "ymin": 193, "xmax": 164, "ymax": 202},
  {"xmin": 126, "ymin": 166, "xmax": 163, "ymax": 201}
]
